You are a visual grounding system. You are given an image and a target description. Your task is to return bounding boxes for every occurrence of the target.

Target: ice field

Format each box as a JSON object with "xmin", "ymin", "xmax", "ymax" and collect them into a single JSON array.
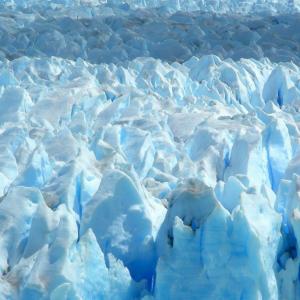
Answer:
[{"xmin": 0, "ymin": 0, "xmax": 300, "ymax": 299}]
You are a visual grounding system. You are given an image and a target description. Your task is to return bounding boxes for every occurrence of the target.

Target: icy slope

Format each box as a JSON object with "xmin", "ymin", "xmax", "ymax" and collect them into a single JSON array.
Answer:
[{"xmin": 0, "ymin": 2, "xmax": 300, "ymax": 300}]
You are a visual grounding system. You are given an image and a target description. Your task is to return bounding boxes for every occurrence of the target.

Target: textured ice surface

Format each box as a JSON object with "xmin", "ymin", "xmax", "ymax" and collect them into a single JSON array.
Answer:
[
  {"xmin": 0, "ymin": 5, "xmax": 300, "ymax": 65},
  {"xmin": 0, "ymin": 1, "xmax": 300, "ymax": 300},
  {"xmin": 2, "ymin": 0, "xmax": 300, "ymax": 13}
]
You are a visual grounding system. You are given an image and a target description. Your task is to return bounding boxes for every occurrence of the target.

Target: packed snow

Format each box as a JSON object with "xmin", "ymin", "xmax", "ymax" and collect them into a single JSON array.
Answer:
[{"xmin": 0, "ymin": 1, "xmax": 300, "ymax": 300}]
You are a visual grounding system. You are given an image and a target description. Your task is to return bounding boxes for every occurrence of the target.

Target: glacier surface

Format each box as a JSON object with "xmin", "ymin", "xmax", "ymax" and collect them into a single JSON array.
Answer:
[{"xmin": 0, "ymin": 0, "xmax": 300, "ymax": 299}]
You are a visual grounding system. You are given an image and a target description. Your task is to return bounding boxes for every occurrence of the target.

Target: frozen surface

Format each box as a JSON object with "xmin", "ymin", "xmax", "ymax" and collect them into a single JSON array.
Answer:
[
  {"xmin": 0, "ymin": 5, "xmax": 300, "ymax": 65},
  {"xmin": 2, "ymin": 0, "xmax": 300, "ymax": 13},
  {"xmin": 0, "ymin": 1, "xmax": 300, "ymax": 300}
]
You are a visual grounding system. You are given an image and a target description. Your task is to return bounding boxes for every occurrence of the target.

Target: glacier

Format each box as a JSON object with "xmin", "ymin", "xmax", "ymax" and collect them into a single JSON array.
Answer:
[{"xmin": 0, "ymin": 0, "xmax": 300, "ymax": 299}]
